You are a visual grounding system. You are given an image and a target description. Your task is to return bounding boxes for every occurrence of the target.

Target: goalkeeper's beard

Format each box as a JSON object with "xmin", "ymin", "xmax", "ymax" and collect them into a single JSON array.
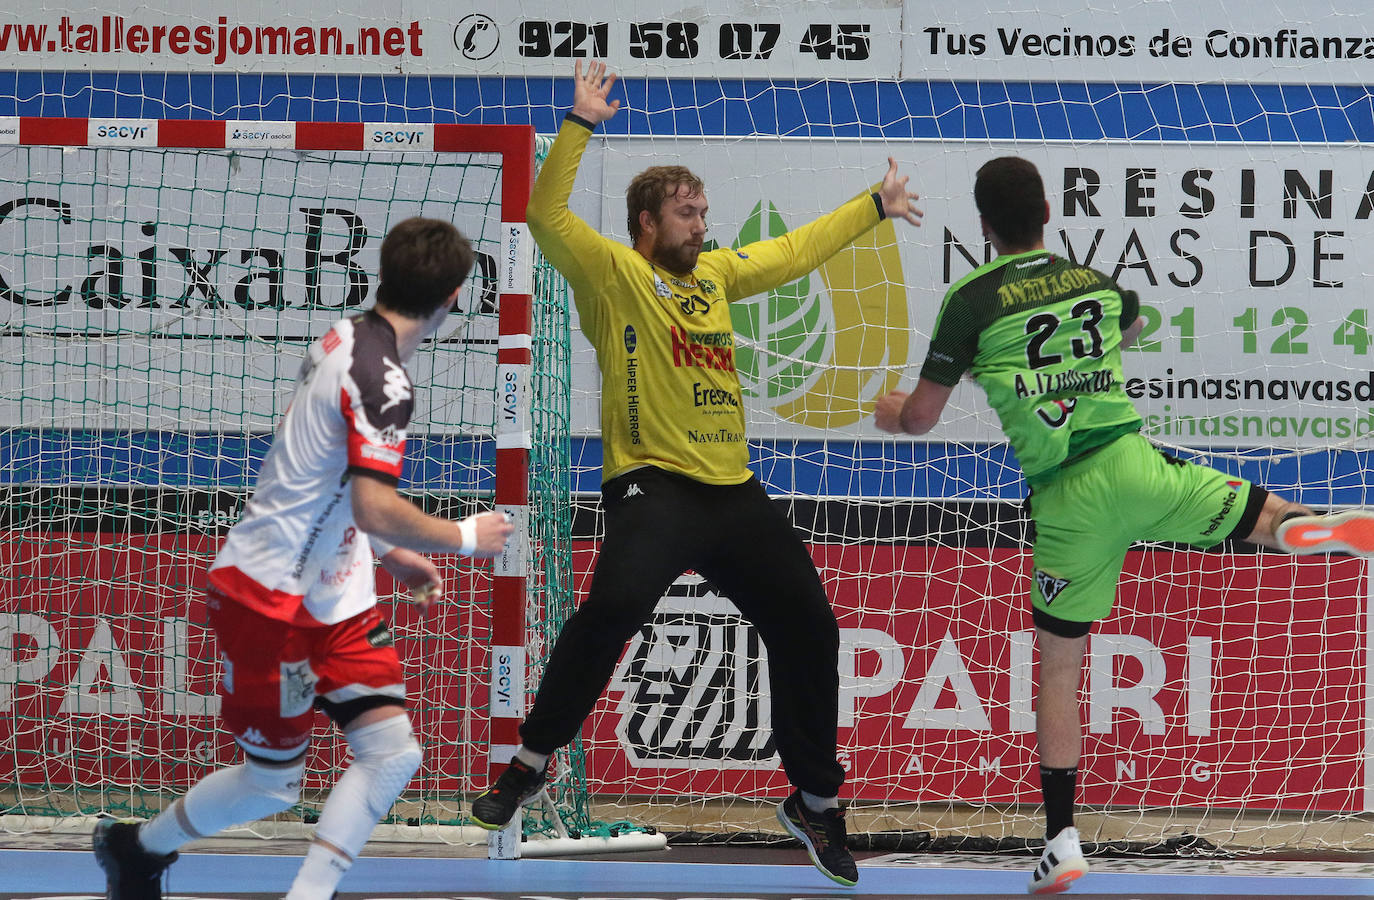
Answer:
[{"xmin": 650, "ymin": 235, "xmax": 702, "ymax": 274}]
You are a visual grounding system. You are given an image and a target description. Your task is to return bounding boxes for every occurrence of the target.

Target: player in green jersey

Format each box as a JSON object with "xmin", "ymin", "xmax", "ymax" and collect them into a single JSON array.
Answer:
[{"xmin": 874, "ymin": 156, "xmax": 1374, "ymax": 895}]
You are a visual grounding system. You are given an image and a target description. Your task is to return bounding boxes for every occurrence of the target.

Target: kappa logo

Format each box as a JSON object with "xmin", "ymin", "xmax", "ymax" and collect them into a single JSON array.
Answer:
[
  {"xmin": 241, "ymin": 726, "xmax": 267, "ymax": 747},
  {"xmin": 1034, "ymin": 569, "xmax": 1072, "ymax": 605},
  {"xmin": 378, "ymin": 356, "xmax": 412, "ymax": 413},
  {"xmin": 623, "ymin": 482, "xmax": 644, "ymax": 499}
]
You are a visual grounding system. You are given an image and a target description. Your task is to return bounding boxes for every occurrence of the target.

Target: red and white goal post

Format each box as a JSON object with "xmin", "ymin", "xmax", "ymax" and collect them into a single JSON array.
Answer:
[{"xmin": 0, "ymin": 116, "xmax": 661, "ymax": 857}]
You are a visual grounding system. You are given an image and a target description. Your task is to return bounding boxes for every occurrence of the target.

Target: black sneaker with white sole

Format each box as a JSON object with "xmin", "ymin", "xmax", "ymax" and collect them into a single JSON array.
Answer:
[
  {"xmin": 470, "ymin": 756, "xmax": 548, "ymax": 830},
  {"xmin": 776, "ymin": 791, "xmax": 858, "ymax": 886}
]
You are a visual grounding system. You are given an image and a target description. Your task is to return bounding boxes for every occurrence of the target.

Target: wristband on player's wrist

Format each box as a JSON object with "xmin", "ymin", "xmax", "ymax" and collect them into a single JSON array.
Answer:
[
  {"xmin": 565, "ymin": 111, "xmax": 597, "ymax": 131},
  {"xmin": 456, "ymin": 516, "xmax": 478, "ymax": 555}
]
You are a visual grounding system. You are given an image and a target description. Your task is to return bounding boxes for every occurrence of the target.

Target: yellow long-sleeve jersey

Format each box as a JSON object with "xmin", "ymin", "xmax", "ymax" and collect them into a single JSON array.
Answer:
[{"xmin": 529, "ymin": 115, "xmax": 886, "ymax": 485}]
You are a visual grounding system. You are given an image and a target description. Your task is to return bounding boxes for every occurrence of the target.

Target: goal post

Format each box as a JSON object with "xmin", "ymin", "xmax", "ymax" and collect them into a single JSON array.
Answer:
[{"xmin": 0, "ymin": 116, "xmax": 654, "ymax": 852}]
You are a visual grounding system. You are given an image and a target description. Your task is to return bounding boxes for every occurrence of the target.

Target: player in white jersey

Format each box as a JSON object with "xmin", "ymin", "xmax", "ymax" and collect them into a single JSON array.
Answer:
[{"xmin": 92, "ymin": 217, "xmax": 514, "ymax": 900}]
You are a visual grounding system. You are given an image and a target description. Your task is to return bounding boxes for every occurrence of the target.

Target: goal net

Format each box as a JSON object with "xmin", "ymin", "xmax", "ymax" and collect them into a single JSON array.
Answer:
[
  {"xmin": 2, "ymin": 0, "xmax": 1374, "ymax": 862},
  {"xmin": 0, "ymin": 120, "xmax": 616, "ymax": 847},
  {"xmin": 533, "ymin": 21, "xmax": 1373, "ymax": 856},
  {"xmin": 561, "ymin": 133, "xmax": 1374, "ymax": 855}
]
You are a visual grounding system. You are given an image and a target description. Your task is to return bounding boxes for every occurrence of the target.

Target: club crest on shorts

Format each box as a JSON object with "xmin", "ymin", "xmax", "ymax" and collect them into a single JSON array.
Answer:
[
  {"xmin": 279, "ymin": 659, "xmax": 318, "ymax": 718},
  {"xmin": 1034, "ymin": 569, "xmax": 1072, "ymax": 605}
]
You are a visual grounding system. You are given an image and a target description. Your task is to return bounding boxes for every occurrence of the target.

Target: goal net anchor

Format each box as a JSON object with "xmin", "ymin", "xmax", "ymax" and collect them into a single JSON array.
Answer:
[{"xmin": 487, "ymin": 789, "xmax": 669, "ymax": 859}]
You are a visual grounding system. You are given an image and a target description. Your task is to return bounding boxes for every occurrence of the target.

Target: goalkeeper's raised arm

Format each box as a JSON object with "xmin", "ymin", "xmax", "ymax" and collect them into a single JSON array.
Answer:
[
  {"xmin": 525, "ymin": 59, "xmax": 626, "ymax": 298},
  {"xmin": 528, "ymin": 59, "xmax": 923, "ymax": 306}
]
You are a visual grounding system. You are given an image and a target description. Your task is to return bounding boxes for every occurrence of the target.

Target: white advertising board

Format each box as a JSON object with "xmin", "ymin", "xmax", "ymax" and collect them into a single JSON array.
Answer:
[
  {"xmin": 4, "ymin": 1, "xmax": 1370, "ymax": 84},
  {"xmin": 0, "ymin": 1, "xmax": 902, "ymax": 78},
  {"xmin": 581, "ymin": 136, "xmax": 1374, "ymax": 447},
  {"xmin": 904, "ymin": 0, "xmax": 1374, "ymax": 86},
  {"xmin": 0, "ymin": 145, "xmax": 507, "ymax": 431}
]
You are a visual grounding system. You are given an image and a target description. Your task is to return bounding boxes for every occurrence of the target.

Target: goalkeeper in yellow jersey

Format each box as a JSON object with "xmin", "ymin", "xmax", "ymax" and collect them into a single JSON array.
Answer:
[
  {"xmin": 469, "ymin": 60, "xmax": 923, "ymax": 886},
  {"xmin": 875, "ymin": 156, "xmax": 1374, "ymax": 894}
]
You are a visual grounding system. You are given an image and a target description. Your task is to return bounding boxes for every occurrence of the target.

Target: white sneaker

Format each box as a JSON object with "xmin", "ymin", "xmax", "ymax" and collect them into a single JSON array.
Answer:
[
  {"xmin": 1027, "ymin": 826, "xmax": 1089, "ymax": 894},
  {"xmin": 1276, "ymin": 509, "xmax": 1374, "ymax": 556}
]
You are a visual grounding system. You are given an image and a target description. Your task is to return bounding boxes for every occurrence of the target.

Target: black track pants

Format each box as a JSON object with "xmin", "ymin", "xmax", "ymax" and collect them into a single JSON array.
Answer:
[{"xmin": 519, "ymin": 466, "xmax": 845, "ymax": 797}]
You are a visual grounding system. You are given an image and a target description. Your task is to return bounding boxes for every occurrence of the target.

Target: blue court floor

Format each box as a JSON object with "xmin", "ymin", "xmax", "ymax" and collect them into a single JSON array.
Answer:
[{"xmin": 4, "ymin": 847, "xmax": 1374, "ymax": 898}]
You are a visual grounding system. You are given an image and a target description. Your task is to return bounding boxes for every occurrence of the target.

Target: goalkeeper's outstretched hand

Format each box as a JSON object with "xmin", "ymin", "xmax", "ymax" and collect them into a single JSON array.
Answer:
[
  {"xmin": 878, "ymin": 157, "xmax": 923, "ymax": 227},
  {"xmin": 571, "ymin": 59, "xmax": 621, "ymax": 125}
]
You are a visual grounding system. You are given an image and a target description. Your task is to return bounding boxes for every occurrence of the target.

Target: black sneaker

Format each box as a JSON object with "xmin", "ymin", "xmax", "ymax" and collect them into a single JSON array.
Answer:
[
  {"xmin": 470, "ymin": 756, "xmax": 547, "ymax": 830},
  {"xmin": 92, "ymin": 818, "xmax": 177, "ymax": 900},
  {"xmin": 776, "ymin": 791, "xmax": 858, "ymax": 886}
]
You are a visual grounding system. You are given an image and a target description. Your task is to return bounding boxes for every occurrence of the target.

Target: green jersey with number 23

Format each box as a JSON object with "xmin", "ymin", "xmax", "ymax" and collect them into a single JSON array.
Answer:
[{"xmin": 920, "ymin": 249, "xmax": 1143, "ymax": 484}]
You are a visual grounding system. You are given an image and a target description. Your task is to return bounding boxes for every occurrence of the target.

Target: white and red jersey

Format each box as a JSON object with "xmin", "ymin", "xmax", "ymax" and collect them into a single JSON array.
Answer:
[{"xmin": 209, "ymin": 310, "xmax": 413, "ymax": 626}]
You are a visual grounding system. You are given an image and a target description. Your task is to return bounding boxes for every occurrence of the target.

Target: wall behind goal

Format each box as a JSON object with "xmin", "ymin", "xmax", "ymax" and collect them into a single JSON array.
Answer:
[
  {"xmin": 4, "ymin": 0, "xmax": 1374, "ymax": 824},
  {"xmin": 2, "ymin": 1, "xmax": 1373, "ymax": 502}
]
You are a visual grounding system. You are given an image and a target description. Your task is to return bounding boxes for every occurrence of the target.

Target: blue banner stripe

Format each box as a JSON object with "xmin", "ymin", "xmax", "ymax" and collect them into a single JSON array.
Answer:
[
  {"xmin": 2, "ymin": 431, "xmax": 1368, "ymax": 506},
  {"xmin": 0, "ymin": 73, "xmax": 1371, "ymax": 141}
]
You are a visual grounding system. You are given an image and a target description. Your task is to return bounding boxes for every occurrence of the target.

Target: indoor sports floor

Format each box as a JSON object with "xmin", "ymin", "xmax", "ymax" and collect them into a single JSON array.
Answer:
[{"xmin": 4, "ymin": 833, "xmax": 1374, "ymax": 899}]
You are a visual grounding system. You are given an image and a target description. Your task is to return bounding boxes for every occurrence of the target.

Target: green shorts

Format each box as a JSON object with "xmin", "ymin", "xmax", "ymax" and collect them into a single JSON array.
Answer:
[{"xmin": 1027, "ymin": 432, "xmax": 1263, "ymax": 625}]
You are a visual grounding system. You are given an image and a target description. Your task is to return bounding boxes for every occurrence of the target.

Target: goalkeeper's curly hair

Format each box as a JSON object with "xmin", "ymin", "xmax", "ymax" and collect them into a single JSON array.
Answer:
[{"xmin": 626, "ymin": 166, "xmax": 705, "ymax": 243}]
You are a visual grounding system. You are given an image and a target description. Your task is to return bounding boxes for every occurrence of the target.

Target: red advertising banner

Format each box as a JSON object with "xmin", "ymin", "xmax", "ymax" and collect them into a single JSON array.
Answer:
[
  {"xmin": 2, "ymin": 533, "xmax": 1366, "ymax": 812},
  {"xmin": 0, "ymin": 531, "xmax": 490, "ymax": 796},
  {"xmin": 578, "ymin": 544, "xmax": 1368, "ymax": 812}
]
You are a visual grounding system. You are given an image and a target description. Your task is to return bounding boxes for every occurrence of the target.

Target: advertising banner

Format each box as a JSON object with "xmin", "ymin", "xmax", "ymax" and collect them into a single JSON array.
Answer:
[
  {"xmin": 591, "ymin": 137, "xmax": 1374, "ymax": 446},
  {"xmin": 7, "ymin": 533, "xmax": 1362, "ymax": 812},
  {"xmin": 0, "ymin": 530, "xmax": 488, "ymax": 793},
  {"xmin": 3, "ymin": 130, "xmax": 1371, "ymax": 448},
  {"xmin": 0, "ymin": 1, "xmax": 903, "ymax": 78},
  {"xmin": 0, "ymin": 143, "xmax": 507, "ymax": 431},
  {"xmin": 581, "ymin": 547, "xmax": 1368, "ymax": 811},
  {"xmin": 904, "ymin": 1, "xmax": 1374, "ymax": 86},
  {"xmin": 3, "ymin": 1, "xmax": 1370, "ymax": 85}
]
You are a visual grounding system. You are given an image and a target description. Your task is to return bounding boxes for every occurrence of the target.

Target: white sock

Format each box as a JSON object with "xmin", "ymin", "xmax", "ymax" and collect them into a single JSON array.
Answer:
[
  {"xmin": 285, "ymin": 842, "xmax": 351, "ymax": 900},
  {"xmin": 515, "ymin": 746, "xmax": 550, "ymax": 770},
  {"xmin": 137, "ymin": 798, "xmax": 197, "ymax": 857},
  {"xmin": 802, "ymin": 791, "xmax": 839, "ymax": 813}
]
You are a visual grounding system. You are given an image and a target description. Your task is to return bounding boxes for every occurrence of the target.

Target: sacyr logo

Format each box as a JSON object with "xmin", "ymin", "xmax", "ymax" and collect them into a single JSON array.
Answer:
[{"xmin": 725, "ymin": 200, "xmax": 908, "ymax": 428}]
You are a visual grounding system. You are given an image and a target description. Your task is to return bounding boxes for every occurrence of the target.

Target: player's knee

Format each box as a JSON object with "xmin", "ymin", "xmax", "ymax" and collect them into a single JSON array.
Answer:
[
  {"xmin": 243, "ymin": 752, "xmax": 307, "ymax": 808},
  {"xmin": 360, "ymin": 731, "xmax": 422, "ymax": 778},
  {"xmin": 346, "ymin": 715, "xmax": 423, "ymax": 803}
]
